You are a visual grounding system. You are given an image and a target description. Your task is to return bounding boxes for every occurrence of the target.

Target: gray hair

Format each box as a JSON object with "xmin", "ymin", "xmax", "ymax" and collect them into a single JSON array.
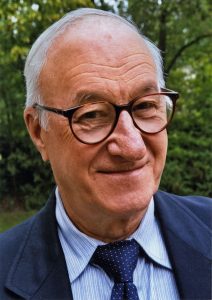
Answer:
[{"xmin": 24, "ymin": 8, "xmax": 164, "ymax": 128}]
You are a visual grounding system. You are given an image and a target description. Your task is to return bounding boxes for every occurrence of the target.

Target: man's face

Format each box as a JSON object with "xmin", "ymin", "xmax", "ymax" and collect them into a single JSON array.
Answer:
[{"xmin": 33, "ymin": 20, "xmax": 167, "ymax": 225}]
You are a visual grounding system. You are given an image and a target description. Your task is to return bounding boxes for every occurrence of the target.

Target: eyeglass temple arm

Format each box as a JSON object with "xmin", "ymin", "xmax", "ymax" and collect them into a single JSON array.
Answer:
[
  {"xmin": 33, "ymin": 103, "xmax": 69, "ymax": 116},
  {"xmin": 161, "ymin": 88, "xmax": 179, "ymax": 100}
]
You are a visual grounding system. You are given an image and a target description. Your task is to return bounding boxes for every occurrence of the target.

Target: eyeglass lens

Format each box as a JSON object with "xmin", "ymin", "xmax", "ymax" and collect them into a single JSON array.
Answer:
[{"xmin": 71, "ymin": 94, "xmax": 174, "ymax": 144}]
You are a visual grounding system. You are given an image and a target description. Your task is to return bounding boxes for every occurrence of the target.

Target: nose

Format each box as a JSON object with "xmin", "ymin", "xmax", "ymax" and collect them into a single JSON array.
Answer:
[{"xmin": 106, "ymin": 111, "xmax": 147, "ymax": 161}]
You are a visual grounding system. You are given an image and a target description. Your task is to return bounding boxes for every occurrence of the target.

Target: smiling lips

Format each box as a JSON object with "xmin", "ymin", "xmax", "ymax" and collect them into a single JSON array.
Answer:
[{"xmin": 98, "ymin": 161, "xmax": 149, "ymax": 175}]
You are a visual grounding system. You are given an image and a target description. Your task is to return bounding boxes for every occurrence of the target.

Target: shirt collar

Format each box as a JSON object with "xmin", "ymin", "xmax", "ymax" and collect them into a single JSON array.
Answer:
[
  {"xmin": 56, "ymin": 188, "xmax": 104, "ymax": 282},
  {"xmin": 131, "ymin": 199, "xmax": 172, "ymax": 269},
  {"xmin": 55, "ymin": 188, "xmax": 172, "ymax": 283}
]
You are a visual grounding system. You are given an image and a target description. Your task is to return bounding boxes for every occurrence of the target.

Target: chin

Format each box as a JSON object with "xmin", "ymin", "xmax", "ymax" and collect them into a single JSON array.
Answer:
[{"xmin": 102, "ymin": 189, "xmax": 153, "ymax": 217}]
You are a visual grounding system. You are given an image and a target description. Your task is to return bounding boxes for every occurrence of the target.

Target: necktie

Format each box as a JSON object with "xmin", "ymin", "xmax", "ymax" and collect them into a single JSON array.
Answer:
[{"xmin": 91, "ymin": 239, "xmax": 140, "ymax": 300}]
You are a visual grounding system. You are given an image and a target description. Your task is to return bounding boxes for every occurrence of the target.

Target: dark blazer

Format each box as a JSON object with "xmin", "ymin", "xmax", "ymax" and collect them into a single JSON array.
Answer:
[{"xmin": 0, "ymin": 190, "xmax": 211, "ymax": 300}]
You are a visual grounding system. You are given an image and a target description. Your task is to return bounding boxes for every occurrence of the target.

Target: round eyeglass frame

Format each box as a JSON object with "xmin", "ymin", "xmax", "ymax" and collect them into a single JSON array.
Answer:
[{"xmin": 33, "ymin": 88, "xmax": 179, "ymax": 145}]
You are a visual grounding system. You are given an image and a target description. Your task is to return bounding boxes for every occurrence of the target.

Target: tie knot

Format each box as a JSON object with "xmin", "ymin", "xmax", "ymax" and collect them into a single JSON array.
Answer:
[{"xmin": 91, "ymin": 239, "xmax": 140, "ymax": 283}]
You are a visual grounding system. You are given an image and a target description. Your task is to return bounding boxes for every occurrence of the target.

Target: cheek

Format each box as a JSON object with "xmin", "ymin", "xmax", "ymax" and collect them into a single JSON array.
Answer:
[
  {"xmin": 156, "ymin": 134, "xmax": 167, "ymax": 175},
  {"xmin": 46, "ymin": 119, "xmax": 98, "ymax": 181},
  {"xmin": 49, "ymin": 117, "xmax": 74, "ymax": 146},
  {"xmin": 43, "ymin": 119, "xmax": 75, "ymax": 169},
  {"xmin": 146, "ymin": 132, "xmax": 168, "ymax": 173}
]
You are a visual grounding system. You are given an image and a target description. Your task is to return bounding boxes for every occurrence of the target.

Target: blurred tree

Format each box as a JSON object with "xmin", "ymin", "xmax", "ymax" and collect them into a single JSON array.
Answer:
[{"xmin": 126, "ymin": 0, "xmax": 212, "ymax": 75}]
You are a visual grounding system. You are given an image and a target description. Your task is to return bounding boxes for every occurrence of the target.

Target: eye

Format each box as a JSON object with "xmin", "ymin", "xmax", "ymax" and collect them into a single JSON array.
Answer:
[
  {"xmin": 74, "ymin": 109, "xmax": 109, "ymax": 124},
  {"xmin": 72, "ymin": 102, "xmax": 115, "ymax": 126},
  {"xmin": 133, "ymin": 101, "xmax": 157, "ymax": 111},
  {"xmin": 80, "ymin": 110, "xmax": 102, "ymax": 120},
  {"xmin": 132, "ymin": 98, "xmax": 160, "ymax": 120},
  {"xmin": 133, "ymin": 100, "xmax": 158, "ymax": 114}
]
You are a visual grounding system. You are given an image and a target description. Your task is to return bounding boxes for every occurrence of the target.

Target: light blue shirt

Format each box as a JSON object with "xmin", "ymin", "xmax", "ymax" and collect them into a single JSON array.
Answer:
[{"xmin": 55, "ymin": 188, "xmax": 180, "ymax": 299}]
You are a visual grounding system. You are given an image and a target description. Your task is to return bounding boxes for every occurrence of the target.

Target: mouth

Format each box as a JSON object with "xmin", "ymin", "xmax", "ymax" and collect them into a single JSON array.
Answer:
[{"xmin": 97, "ymin": 162, "xmax": 148, "ymax": 176}]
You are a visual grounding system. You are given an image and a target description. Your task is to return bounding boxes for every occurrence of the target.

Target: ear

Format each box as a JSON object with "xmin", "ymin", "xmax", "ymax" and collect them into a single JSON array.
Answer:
[{"xmin": 24, "ymin": 107, "xmax": 49, "ymax": 161}]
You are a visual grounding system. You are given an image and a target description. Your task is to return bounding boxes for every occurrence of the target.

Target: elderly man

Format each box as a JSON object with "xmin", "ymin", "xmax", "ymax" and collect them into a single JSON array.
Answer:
[{"xmin": 0, "ymin": 8, "xmax": 211, "ymax": 300}]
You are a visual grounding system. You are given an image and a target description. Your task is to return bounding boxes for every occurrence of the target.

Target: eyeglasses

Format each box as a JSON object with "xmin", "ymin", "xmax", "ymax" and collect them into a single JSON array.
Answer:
[{"xmin": 33, "ymin": 88, "xmax": 179, "ymax": 144}]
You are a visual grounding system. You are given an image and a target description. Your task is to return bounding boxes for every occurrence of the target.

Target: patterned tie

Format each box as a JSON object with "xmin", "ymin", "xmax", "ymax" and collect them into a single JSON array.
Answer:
[{"xmin": 91, "ymin": 239, "xmax": 140, "ymax": 300}]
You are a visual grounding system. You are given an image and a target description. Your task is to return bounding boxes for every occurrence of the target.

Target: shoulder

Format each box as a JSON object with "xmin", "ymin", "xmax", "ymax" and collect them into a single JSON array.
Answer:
[
  {"xmin": 156, "ymin": 190, "xmax": 212, "ymax": 208},
  {"xmin": 154, "ymin": 190, "xmax": 212, "ymax": 229},
  {"xmin": 0, "ymin": 215, "xmax": 34, "ymax": 290},
  {"xmin": 0, "ymin": 213, "xmax": 35, "ymax": 246},
  {"xmin": 0, "ymin": 190, "xmax": 56, "ymax": 272},
  {"xmin": 0, "ymin": 195, "xmax": 53, "ymax": 257},
  {"xmin": 0, "ymin": 214, "xmax": 36, "ymax": 268}
]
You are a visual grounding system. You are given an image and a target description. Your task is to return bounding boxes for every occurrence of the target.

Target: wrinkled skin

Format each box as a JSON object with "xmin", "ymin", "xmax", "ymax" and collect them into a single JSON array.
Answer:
[{"xmin": 24, "ymin": 18, "xmax": 167, "ymax": 242}]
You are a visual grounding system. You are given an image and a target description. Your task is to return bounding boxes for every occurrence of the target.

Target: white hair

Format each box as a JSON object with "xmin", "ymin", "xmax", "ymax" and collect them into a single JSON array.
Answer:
[{"xmin": 24, "ymin": 8, "xmax": 164, "ymax": 128}]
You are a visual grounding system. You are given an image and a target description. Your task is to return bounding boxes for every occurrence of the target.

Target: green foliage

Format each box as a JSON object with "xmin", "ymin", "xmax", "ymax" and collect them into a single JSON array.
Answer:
[
  {"xmin": 0, "ymin": 0, "xmax": 211, "ymax": 211},
  {"xmin": 161, "ymin": 42, "xmax": 212, "ymax": 196},
  {"xmin": 127, "ymin": 0, "xmax": 212, "ymax": 72}
]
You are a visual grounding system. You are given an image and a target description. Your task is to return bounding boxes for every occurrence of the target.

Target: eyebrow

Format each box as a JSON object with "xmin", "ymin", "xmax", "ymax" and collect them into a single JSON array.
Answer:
[
  {"xmin": 72, "ymin": 82, "xmax": 159, "ymax": 106},
  {"xmin": 132, "ymin": 82, "xmax": 159, "ymax": 97},
  {"xmin": 73, "ymin": 91, "xmax": 112, "ymax": 105}
]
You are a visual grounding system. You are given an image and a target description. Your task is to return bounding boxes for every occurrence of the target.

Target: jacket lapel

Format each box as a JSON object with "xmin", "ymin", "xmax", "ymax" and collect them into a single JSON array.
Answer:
[
  {"xmin": 5, "ymin": 189, "xmax": 211, "ymax": 299},
  {"xmin": 154, "ymin": 191, "xmax": 212, "ymax": 299},
  {"xmin": 5, "ymin": 191, "xmax": 73, "ymax": 300}
]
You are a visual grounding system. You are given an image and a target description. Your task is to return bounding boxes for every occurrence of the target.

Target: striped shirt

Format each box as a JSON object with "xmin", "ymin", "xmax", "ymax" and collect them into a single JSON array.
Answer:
[{"xmin": 56, "ymin": 188, "xmax": 180, "ymax": 299}]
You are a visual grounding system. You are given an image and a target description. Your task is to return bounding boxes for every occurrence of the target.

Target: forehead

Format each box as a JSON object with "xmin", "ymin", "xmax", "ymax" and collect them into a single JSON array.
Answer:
[{"xmin": 39, "ymin": 17, "xmax": 158, "ymax": 106}]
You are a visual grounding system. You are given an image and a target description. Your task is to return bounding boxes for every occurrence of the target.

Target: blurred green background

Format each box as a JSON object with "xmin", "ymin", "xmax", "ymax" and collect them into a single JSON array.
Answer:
[{"xmin": 0, "ymin": 0, "xmax": 211, "ymax": 232}]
